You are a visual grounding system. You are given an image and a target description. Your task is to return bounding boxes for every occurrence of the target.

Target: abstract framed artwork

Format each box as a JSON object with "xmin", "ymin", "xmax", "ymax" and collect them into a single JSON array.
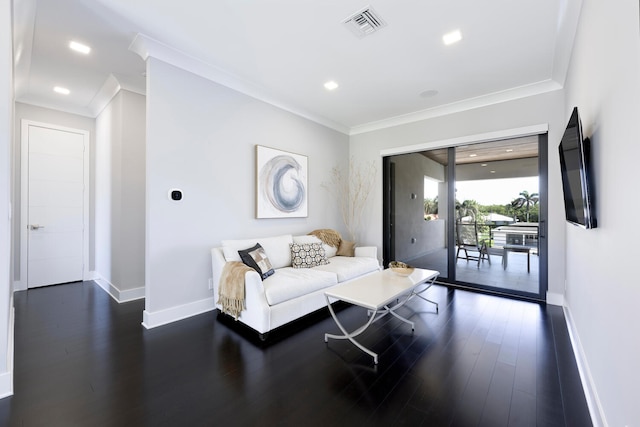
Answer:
[{"xmin": 256, "ymin": 145, "xmax": 308, "ymax": 218}]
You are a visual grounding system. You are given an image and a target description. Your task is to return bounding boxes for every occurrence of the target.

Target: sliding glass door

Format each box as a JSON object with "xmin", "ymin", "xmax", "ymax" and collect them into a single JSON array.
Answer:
[
  {"xmin": 383, "ymin": 150, "xmax": 451, "ymax": 279},
  {"xmin": 383, "ymin": 135, "xmax": 548, "ymax": 300}
]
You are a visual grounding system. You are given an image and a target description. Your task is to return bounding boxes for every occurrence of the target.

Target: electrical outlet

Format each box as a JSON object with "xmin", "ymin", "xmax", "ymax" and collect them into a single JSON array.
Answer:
[{"xmin": 208, "ymin": 278, "xmax": 213, "ymax": 290}]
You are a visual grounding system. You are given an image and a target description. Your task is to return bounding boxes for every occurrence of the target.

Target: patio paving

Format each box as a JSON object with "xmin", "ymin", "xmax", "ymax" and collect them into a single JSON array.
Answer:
[{"xmin": 406, "ymin": 247, "xmax": 540, "ymax": 295}]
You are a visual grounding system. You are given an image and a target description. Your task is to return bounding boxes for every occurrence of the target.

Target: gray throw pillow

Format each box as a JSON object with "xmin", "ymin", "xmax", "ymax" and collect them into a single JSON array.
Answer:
[{"xmin": 238, "ymin": 243, "xmax": 275, "ymax": 280}]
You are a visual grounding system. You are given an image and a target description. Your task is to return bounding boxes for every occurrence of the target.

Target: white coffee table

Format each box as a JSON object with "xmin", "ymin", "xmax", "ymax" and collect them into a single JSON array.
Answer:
[{"xmin": 324, "ymin": 268, "xmax": 439, "ymax": 364}]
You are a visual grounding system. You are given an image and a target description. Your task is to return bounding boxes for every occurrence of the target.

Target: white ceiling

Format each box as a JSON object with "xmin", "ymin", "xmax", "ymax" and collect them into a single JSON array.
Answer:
[{"xmin": 12, "ymin": 0, "xmax": 582, "ymax": 134}]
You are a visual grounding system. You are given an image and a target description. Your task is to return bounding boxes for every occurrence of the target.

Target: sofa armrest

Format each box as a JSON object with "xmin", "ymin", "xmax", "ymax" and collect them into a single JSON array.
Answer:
[
  {"xmin": 355, "ymin": 246, "xmax": 377, "ymax": 259},
  {"xmin": 211, "ymin": 247, "xmax": 272, "ymax": 333},
  {"xmin": 212, "ymin": 247, "xmax": 265, "ymax": 293}
]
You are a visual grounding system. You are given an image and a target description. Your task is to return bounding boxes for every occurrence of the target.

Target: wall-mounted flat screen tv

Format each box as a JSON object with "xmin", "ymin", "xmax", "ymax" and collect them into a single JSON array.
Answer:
[{"xmin": 558, "ymin": 106, "xmax": 596, "ymax": 229}]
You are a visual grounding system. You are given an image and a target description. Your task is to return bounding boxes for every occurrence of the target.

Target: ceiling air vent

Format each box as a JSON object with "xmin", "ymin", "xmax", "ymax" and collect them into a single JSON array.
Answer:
[{"xmin": 343, "ymin": 6, "xmax": 386, "ymax": 37}]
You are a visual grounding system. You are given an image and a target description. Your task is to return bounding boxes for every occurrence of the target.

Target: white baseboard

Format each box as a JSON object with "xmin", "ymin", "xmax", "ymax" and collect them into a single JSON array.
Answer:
[
  {"xmin": 142, "ymin": 297, "xmax": 215, "ymax": 329},
  {"xmin": 563, "ymin": 305, "xmax": 607, "ymax": 427},
  {"xmin": 85, "ymin": 271, "xmax": 99, "ymax": 281},
  {"xmin": 12, "ymin": 280, "xmax": 25, "ymax": 292},
  {"xmin": 93, "ymin": 274, "xmax": 145, "ymax": 303},
  {"xmin": 118, "ymin": 287, "xmax": 145, "ymax": 302},
  {"xmin": 0, "ymin": 303, "xmax": 15, "ymax": 399},
  {"xmin": 546, "ymin": 291, "xmax": 564, "ymax": 306},
  {"xmin": 0, "ymin": 371, "xmax": 12, "ymax": 399}
]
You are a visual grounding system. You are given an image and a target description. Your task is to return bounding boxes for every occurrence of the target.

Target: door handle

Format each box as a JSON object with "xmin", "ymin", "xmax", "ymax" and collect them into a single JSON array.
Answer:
[{"xmin": 29, "ymin": 224, "xmax": 45, "ymax": 230}]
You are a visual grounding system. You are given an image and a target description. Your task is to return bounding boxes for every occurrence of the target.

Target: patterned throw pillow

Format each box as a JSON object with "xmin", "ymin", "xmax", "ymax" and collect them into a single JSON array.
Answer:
[
  {"xmin": 238, "ymin": 243, "xmax": 275, "ymax": 280},
  {"xmin": 290, "ymin": 243, "xmax": 330, "ymax": 268}
]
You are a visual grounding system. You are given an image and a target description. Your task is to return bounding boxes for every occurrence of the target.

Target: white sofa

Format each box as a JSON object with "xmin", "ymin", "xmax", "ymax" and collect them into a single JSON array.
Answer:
[{"xmin": 211, "ymin": 234, "xmax": 381, "ymax": 338}]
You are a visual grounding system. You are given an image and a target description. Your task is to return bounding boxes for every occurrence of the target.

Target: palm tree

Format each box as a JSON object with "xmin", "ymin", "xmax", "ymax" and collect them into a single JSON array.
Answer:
[
  {"xmin": 424, "ymin": 196, "xmax": 438, "ymax": 216},
  {"xmin": 511, "ymin": 190, "xmax": 539, "ymax": 222},
  {"xmin": 456, "ymin": 199, "xmax": 479, "ymax": 222}
]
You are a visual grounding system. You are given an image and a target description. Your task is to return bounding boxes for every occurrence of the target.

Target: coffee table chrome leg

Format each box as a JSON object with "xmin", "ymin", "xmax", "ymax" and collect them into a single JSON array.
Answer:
[
  {"xmin": 384, "ymin": 304, "xmax": 415, "ymax": 330},
  {"xmin": 412, "ymin": 294, "xmax": 439, "ymax": 313},
  {"xmin": 409, "ymin": 279, "xmax": 439, "ymax": 313},
  {"xmin": 324, "ymin": 295, "xmax": 379, "ymax": 364}
]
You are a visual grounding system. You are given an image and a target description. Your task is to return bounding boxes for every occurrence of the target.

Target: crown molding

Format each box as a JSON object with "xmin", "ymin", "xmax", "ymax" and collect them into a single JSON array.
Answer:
[
  {"xmin": 129, "ymin": 33, "xmax": 350, "ymax": 135},
  {"xmin": 128, "ymin": 33, "xmax": 565, "ymax": 137},
  {"xmin": 88, "ymin": 73, "xmax": 146, "ymax": 117},
  {"xmin": 552, "ymin": 0, "xmax": 584, "ymax": 86},
  {"xmin": 14, "ymin": 96, "xmax": 95, "ymax": 118},
  {"xmin": 12, "ymin": 0, "xmax": 36, "ymax": 103},
  {"xmin": 350, "ymin": 80, "xmax": 562, "ymax": 136},
  {"xmin": 88, "ymin": 74, "xmax": 121, "ymax": 117}
]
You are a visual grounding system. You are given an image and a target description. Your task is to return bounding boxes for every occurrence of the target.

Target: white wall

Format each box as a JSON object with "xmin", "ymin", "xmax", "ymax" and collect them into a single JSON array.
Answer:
[
  {"xmin": 563, "ymin": 1, "xmax": 640, "ymax": 425},
  {"xmin": 143, "ymin": 58, "xmax": 349, "ymax": 327},
  {"xmin": 0, "ymin": 0, "xmax": 14, "ymax": 397},
  {"xmin": 13, "ymin": 103, "xmax": 96, "ymax": 287},
  {"xmin": 95, "ymin": 90, "xmax": 146, "ymax": 301},
  {"xmin": 350, "ymin": 90, "xmax": 567, "ymax": 297}
]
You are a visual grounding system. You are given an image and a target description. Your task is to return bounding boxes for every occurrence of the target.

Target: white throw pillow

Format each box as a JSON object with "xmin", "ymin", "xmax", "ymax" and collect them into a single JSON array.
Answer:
[
  {"xmin": 322, "ymin": 244, "xmax": 338, "ymax": 258},
  {"xmin": 293, "ymin": 235, "xmax": 322, "ymax": 244}
]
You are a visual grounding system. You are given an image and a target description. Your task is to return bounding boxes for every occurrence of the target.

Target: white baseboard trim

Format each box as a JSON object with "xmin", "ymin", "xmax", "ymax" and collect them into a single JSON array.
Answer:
[
  {"xmin": 118, "ymin": 287, "xmax": 146, "ymax": 302},
  {"xmin": 0, "ymin": 303, "xmax": 15, "ymax": 399},
  {"xmin": 12, "ymin": 280, "xmax": 25, "ymax": 292},
  {"xmin": 563, "ymin": 305, "xmax": 607, "ymax": 427},
  {"xmin": 546, "ymin": 291, "xmax": 564, "ymax": 306},
  {"xmin": 142, "ymin": 297, "xmax": 215, "ymax": 329},
  {"xmin": 0, "ymin": 371, "xmax": 12, "ymax": 399},
  {"xmin": 85, "ymin": 271, "xmax": 99, "ymax": 281},
  {"xmin": 93, "ymin": 274, "xmax": 145, "ymax": 303}
]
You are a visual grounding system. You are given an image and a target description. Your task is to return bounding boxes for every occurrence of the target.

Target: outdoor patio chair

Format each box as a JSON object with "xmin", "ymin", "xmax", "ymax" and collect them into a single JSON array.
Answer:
[{"xmin": 456, "ymin": 222, "xmax": 491, "ymax": 268}]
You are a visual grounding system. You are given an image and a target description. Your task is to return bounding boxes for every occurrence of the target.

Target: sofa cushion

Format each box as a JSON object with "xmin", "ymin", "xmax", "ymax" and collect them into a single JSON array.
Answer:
[
  {"xmin": 238, "ymin": 243, "xmax": 275, "ymax": 280},
  {"xmin": 290, "ymin": 243, "xmax": 330, "ymax": 268},
  {"xmin": 222, "ymin": 235, "xmax": 293, "ymax": 269},
  {"xmin": 312, "ymin": 256, "xmax": 380, "ymax": 282},
  {"xmin": 262, "ymin": 268, "xmax": 337, "ymax": 306}
]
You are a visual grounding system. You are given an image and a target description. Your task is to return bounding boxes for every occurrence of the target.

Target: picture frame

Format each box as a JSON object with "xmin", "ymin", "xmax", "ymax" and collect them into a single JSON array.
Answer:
[{"xmin": 256, "ymin": 145, "xmax": 308, "ymax": 218}]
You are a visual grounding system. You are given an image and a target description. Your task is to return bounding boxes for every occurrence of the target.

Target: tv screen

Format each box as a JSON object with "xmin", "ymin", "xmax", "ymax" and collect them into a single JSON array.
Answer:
[{"xmin": 558, "ymin": 107, "xmax": 596, "ymax": 228}]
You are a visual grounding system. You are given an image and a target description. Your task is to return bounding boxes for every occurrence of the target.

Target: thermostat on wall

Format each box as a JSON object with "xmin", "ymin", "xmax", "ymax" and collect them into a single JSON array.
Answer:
[{"xmin": 169, "ymin": 189, "xmax": 183, "ymax": 201}]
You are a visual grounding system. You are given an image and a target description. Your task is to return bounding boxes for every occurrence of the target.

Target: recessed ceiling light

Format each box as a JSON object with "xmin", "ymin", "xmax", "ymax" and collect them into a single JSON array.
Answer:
[
  {"xmin": 506, "ymin": 149, "xmax": 514, "ymax": 153},
  {"xmin": 324, "ymin": 81, "xmax": 339, "ymax": 91},
  {"xmin": 481, "ymin": 163, "xmax": 488, "ymax": 167},
  {"xmin": 419, "ymin": 89, "xmax": 439, "ymax": 98},
  {"xmin": 53, "ymin": 86, "xmax": 70, "ymax": 95},
  {"xmin": 490, "ymin": 170, "xmax": 496, "ymax": 174},
  {"xmin": 469, "ymin": 154, "xmax": 477, "ymax": 158},
  {"xmin": 443, "ymin": 30, "xmax": 462, "ymax": 46},
  {"xmin": 69, "ymin": 41, "xmax": 91, "ymax": 54}
]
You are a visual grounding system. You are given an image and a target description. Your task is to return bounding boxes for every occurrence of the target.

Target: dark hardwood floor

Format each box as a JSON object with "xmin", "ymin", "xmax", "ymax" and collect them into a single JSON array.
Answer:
[{"xmin": 0, "ymin": 281, "xmax": 591, "ymax": 427}]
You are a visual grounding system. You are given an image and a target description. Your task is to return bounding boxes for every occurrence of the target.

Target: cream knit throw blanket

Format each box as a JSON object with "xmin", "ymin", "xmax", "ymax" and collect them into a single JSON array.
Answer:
[
  {"xmin": 309, "ymin": 229, "xmax": 342, "ymax": 248},
  {"xmin": 217, "ymin": 261, "xmax": 253, "ymax": 320}
]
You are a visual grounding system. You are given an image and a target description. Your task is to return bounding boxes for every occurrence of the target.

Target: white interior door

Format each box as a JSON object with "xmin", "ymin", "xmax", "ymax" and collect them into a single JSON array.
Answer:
[{"xmin": 24, "ymin": 122, "xmax": 87, "ymax": 288}]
